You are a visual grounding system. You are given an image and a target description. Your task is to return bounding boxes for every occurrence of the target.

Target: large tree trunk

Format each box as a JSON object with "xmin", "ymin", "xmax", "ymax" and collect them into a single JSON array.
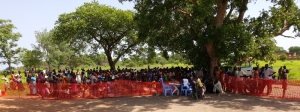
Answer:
[
  {"xmin": 104, "ymin": 50, "xmax": 116, "ymax": 71},
  {"xmin": 205, "ymin": 0, "xmax": 228, "ymax": 77},
  {"xmin": 206, "ymin": 43, "xmax": 219, "ymax": 78}
]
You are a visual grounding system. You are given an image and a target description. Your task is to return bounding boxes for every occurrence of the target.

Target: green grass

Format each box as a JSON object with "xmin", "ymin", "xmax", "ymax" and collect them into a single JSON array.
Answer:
[{"xmin": 257, "ymin": 60, "xmax": 300, "ymax": 80}]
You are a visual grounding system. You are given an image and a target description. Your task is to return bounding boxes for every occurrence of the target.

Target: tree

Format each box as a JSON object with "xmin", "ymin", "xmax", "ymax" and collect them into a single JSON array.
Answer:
[
  {"xmin": 89, "ymin": 53, "xmax": 108, "ymax": 66},
  {"xmin": 288, "ymin": 46, "xmax": 300, "ymax": 54},
  {"xmin": 157, "ymin": 57, "xmax": 168, "ymax": 67},
  {"xmin": 279, "ymin": 53, "xmax": 287, "ymax": 61},
  {"xmin": 276, "ymin": 46, "xmax": 288, "ymax": 54},
  {"xmin": 0, "ymin": 19, "xmax": 22, "ymax": 72},
  {"xmin": 67, "ymin": 54, "xmax": 95, "ymax": 69},
  {"xmin": 33, "ymin": 29, "xmax": 55, "ymax": 71},
  {"xmin": 33, "ymin": 29, "xmax": 74, "ymax": 71},
  {"xmin": 120, "ymin": 0, "xmax": 300, "ymax": 76},
  {"xmin": 53, "ymin": 1, "xmax": 140, "ymax": 71},
  {"xmin": 19, "ymin": 49, "xmax": 44, "ymax": 69}
]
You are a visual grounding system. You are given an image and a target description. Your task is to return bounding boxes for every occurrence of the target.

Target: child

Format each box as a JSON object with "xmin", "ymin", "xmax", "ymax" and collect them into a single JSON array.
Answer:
[{"xmin": 1, "ymin": 75, "xmax": 11, "ymax": 91}]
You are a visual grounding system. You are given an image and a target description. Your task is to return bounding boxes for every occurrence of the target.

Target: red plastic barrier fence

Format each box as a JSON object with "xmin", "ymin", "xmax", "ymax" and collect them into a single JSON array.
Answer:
[
  {"xmin": 222, "ymin": 76, "xmax": 300, "ymax": 100},
  {"xmin": 0, "ymin": 80, "xmax": 166, "ymax": 99},
  {"xmin": 1, "ymin": 78, "xmax": 300, "ymax": 100}
]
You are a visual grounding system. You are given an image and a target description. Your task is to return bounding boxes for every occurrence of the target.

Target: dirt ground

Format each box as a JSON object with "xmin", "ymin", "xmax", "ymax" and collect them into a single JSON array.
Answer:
[{"xmin": 0, "ymin": 93, "xmax": 299, "ymax": 112}]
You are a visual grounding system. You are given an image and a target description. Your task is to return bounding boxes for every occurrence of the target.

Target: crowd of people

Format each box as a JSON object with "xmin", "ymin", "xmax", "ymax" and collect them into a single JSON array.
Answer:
[
  {"xmin": 217, "ymin": 64, "xmax": 289, "ymax": 97},
  {"xmin": 1, "ymin": 64, "xmax": 290, "ymax": 98}
]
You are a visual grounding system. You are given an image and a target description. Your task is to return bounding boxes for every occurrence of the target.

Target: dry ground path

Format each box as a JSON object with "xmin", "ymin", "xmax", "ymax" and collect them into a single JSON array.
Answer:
[{"xmin": 0, "ymin": 93, "xmax": 299, "ymax": 112}]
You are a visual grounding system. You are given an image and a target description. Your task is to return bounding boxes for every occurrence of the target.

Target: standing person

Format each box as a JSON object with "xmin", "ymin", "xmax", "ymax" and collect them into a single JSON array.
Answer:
[
  {"xmin": 1, "ymin": 74, "xmax": 11, "ymax": 91},
  {"xmin": 278, "ymin": 66, "xmax": 283, "ymax": 80},
  {"xmin": 214, "ymin": 66, "xmax": 222, "ymax": 80},
  {"xmin": 237, "ymin": 67, "xmax": 246, "ymax": 94},
  {"xmin": 230, "ymin": 67, "xmax": 238, "ymax": 93},
  {"xmin": 262, "ymin": 64, "xmax": 276, "ymax": 95},
  {"xmin": 190, "ymin": 77, "xmax": 199, "ymax": 100},
  {"xmin": 30, "ymin": 74, "xmax": 37, "ymax": 95},
  {"xmin": 76, "ymin": 69, "xmax": 82, "ymax": 84},
  {"xmin": 10, "ymin": 71, "xmax": 17, "ymax": 90},
  {"xmin": 253, "ymin": 67, "xmax": 259, "ymax": 94},
  {"xmin": 281, "ymin": 66, "xmax": 289, "ymax": 97},
  {"xmin": 224, "ymin": 67, "xmax": 231, "ymax": 92}
]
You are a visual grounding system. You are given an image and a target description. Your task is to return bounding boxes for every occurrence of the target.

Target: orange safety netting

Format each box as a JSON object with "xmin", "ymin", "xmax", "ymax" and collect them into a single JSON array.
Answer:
[
  {"xmin": 0, "ymin": 77, "xmax": 300, "ymax": 100},
  {"xmin": 222, "ymin": 76, "xmax": 300, "ymax": 100},
  {"xmin": 0, "ymin": 80, "xmax": 165, "ymax": 99}
]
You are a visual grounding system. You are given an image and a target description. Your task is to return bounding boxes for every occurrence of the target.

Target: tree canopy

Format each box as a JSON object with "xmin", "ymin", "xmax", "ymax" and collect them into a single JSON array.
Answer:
[
  {"xmin": 119, "ymin": 0, "xmax": 300, "ymax": 76},
  {"xmin": 53, "ymin": 1, "xmax": 140, "ymax": 70},
  {"xmin": 288, "ymin": 46, "xmax": 300, "ymax": 54},
  {"xmin": 0, "ymin": 19, "xmax": 23, "ymax": 72},
  {"xmin": 19, "ymin": 49, "xmax": 44, "ymax": 69}
]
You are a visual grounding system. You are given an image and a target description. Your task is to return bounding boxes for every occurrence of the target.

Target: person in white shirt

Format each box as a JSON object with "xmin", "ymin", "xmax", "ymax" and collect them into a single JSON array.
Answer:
[
  {"xmin": 213, "ymin": 79, "xmax": 224, "ymax": 96},
  {"xmin": 262, "ymin": 64, "xmax": 276, "ymax": 95},
  {"xmin": 1, "ymin": 75, "xmax": 11, "ymax": 91},
  {"xmin": 75, "ymin": 70, "xmax": 82, "ymax": 84},
  {"xmin": 263, "ymin": 66, "xmax": 276, "ymax": 79}
]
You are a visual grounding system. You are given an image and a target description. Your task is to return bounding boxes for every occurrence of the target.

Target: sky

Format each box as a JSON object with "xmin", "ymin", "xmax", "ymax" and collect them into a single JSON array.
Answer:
[{"xmin": 0, "ymin": 0, "xmax": 300, "ymax": 70}]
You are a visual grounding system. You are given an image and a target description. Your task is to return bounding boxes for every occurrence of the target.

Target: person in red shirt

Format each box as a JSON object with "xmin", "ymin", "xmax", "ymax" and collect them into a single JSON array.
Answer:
[{"xmin": 252, "ymin": 67, "xmax": 259, "ymax": 95}]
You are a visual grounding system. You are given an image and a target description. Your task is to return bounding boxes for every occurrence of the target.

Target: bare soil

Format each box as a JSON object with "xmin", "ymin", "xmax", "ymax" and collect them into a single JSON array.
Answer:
[{"xmin": 0, "ymin": 93, "xmax": 299, "ymax": 112}]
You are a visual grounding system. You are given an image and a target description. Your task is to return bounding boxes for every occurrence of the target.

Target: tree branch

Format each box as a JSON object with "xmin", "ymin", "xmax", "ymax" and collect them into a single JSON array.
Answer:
[
  {"xmin": 237, "ymin": 0, "xmax": 248, "ymax": 22},
  {"xmin": 275, "ymin": 23, "xmax": 293, "ymax": 37},
  {"xmin": 214, "ymin": 0, "xmax": 229, "ymax": 27},
  {"xmin": 280, "ymin": 34, "xmax": 295, "ymax": 38},
  {"xmin": 176, "ymin": 9, "xmax": 192, "ymax": 17},
  {"xmin": 113, "ymin": 43, "xmax": 137, "ymax": 64},
  {"xmin": 224, "ymin": 3, "xmax": 234, "ymax": 23},
  {"xmin": 110, "ymin": 30, "xmax": 128, "ymax": 49}
]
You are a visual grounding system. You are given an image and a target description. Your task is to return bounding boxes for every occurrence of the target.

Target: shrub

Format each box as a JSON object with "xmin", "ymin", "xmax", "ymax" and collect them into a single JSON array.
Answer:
[{"xmin": 279, "ymin": 54, "xmax": 287, "ymax": 61}]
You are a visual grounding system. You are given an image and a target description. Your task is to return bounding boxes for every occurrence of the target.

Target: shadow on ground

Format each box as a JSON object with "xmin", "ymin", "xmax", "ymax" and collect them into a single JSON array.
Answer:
[{"xmin": 0, "ymin": 93, "xmax": 299, "ymax": 112}]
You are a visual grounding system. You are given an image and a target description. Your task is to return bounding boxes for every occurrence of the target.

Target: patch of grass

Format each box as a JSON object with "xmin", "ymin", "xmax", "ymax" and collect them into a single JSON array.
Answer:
[{"xmin": 258, "ymin": 60, "xmax": 300, "ymax": 80}]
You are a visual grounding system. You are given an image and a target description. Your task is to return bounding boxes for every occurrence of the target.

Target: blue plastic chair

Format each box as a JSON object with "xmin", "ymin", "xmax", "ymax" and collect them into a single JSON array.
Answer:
[
  {"xmin": 180, "ymin": 83, "xmax": 192, "ymax": 96},
  {"xmin": 162, "ymin": 83, "xmax": 173, "ymax": 96}
]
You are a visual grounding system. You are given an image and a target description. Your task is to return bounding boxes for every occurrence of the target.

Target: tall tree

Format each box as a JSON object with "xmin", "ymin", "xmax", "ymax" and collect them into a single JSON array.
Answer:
[
  {"xmin": 33, "ymin": 29, "xmax": 74, "ymax": 71},
  {"xmin": 19, "ymin": 49, "xmax": 44, "ymax": 69},
  {"xmin": 33, "ymin": 29, "xmax": 55, "ymax": 71},
  {"xmin": 53, "ymin": 1, "xmax": 140, "ymax": 70},
  {"xmin": 120, "ymin": 0, "xmax": 300, "ymax": 76},
  {"xmin": 0, "ymin": 19, "xmax": 22, "ymax": 72},
  {"xmin": 288, "ymin": 46, "xmax": 300, "ymax": 54}
]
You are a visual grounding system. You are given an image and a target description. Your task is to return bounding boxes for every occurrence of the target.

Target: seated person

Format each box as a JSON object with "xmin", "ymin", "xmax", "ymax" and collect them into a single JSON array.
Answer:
[{"xmin": 213, "ymin": 79, "xmax": 224, "ymax": 95}]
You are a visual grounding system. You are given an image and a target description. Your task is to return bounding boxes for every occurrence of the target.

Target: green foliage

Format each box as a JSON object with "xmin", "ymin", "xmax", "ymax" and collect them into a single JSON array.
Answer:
[
  {"xmin": 53, "ymin": 1, "xmax": 140, "ymax": 70},
  {"xmin": 275, "ymin": 46, "xmax": 288, "ymax": 54},
  {"xmin": 126, "ymin": 62, "xmax": 136, "ymax": 67},
  {"xmin": 89, "ymin": 53, "xmax": 108, "ymax": 66},
  {"xmin": 19, "ymin": 49, "xmax": 44, "ymax": 69},
  {"xmin": 279, "ymin": 54, "xmax": 288, "ymax": 61},
  {"xmin": 33, "ymin": 29, "xmax": 76, "ymax": 71},
  {"xmin": 258, "ymin": 60, "xmax": 300, "ymax": 80},
  {"xmin": 288, "ymin": 46, "xmax": 300, "ymax": 54},
  {"xmin": 0, "ymin": 19, "xmax": 23, "ymax": 72},
  {"xmin": 119, "ymin": 0, "xmax": 300, "ymax": 73},
  {"xmin": 157, "ymin": 57, "xmax": 168, "ymax": 67}
]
